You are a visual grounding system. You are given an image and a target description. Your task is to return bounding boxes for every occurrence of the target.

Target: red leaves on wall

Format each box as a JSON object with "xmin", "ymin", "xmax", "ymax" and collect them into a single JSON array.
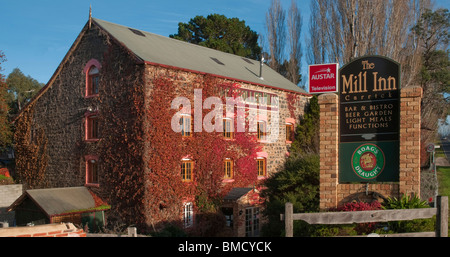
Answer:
[{"xmin": 99, "ymin": 45, "xmax": 262, "ymax": 229}]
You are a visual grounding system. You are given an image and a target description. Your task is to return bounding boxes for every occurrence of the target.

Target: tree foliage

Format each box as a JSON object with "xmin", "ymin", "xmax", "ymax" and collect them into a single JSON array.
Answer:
[
  {"xmin": 261, "ymin": 154, "xmax": 319, "ymax": 236},
  {"xmin": 290, "ymin": 95, "xmax": 320, "ymax": 156},
  {"xmin": 413, "ymin": 8, "xmax": 450, "ymax": 92},
  {"xmin": 170, "ymin": 14, "xmax": 261, "ymax": 60},
  {"xmin": 412, "ymin": 8, "xmax": 450, "ymax": 159},
  {"xmin": 261, "ymin": 95, "xmax": 320, "ymax": 236},
  {"xmin": 14, "ymin": 104, "xmax": 48, "ymax": 189},
  {"xmin": 6, "ymin": 68, "xmax": 43, "ymax": 116},
  {"xmin": 0, "ymin": 51, "xmax": 12, "ymax": 148}
]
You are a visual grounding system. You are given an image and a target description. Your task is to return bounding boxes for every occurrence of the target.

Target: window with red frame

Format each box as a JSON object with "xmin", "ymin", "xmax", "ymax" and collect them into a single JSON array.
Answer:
[
  {"xmin": 86, "ymin": 158, "xmax": 99, "ymax": 184},
  {"xmin": 86, "ymin": 114, "xmax": 99, "ymax": 140},
  {"xmin": 87, "ymin": 66, "xmax": 100, "ymax": 96}
]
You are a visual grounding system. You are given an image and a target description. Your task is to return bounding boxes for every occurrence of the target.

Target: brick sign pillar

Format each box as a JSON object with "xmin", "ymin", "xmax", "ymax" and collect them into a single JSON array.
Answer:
[
  {"xmin": 318, "ymin": 93, "xmax": 339, "ymax": 210},
  {"xmin": 318, "ymin": 87, "xmax": 423, "ymax": 210},
  {"xmin": 399, "ymin": 87, "xmax": 423, "ymax": 196}
]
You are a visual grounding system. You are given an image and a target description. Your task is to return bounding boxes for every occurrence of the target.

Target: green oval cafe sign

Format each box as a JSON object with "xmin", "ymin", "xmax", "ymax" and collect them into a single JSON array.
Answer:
[{"xmin": 352, "ymin": 144, "xmax": 385, "ymax": 179}]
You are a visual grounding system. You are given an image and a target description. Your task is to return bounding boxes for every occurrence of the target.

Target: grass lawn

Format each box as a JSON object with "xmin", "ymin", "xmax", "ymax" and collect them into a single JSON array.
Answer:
[{"xmin": 438, "ymin": 166, "xmax": 450, "ymax": 197}]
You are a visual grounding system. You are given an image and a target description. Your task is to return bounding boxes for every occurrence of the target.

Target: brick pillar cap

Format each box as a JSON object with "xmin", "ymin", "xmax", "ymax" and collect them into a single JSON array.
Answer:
[
  {"xmin": 401, "ymin": 86, "xmax": 422, "ymax": 98},
  {"xmin": 318, "ymin": 93, "xmax": 338, "ymax": 103}
]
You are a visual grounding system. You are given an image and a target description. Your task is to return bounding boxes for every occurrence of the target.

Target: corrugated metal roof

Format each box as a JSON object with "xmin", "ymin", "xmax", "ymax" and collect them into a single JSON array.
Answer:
[
  {"xmin": 92, "ymin": 18, "xmax": 307, "ymax": 94},
  {"xmin": 24, "ymin": 187, "xmax": 96, "ymax": 216}
]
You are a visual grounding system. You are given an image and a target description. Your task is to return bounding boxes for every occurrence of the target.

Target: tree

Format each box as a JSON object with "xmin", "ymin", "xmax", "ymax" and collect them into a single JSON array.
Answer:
[
  {"xmin": 0, "ymin": 51, "xmax": 12, "ymax": 148},
  {"xmin": 412, "ymin": 8, "xmax": 450, "ymax": 161},
  {"xmin": 413, "ymin": 8, "xmax": 450, "ymax": 92},
  {"xmin": 261, "ymin": 154, "xmax": 319, "ymax": 236},
  {"xmin": 290, "ymin": 95, "xmax": 320, "ymax": 156},
  {"xmin": 265, "ymin": 0, "xmax": 286, "ymax": 73},
  {"xmin": 285, "ymin": 0, "xmax": 303, "ymax": 86},
  {"xmin": 263, "ymin": 0, "xmax": 304, "ymax": 86},
  {"xmin": 307, "ymin": 0, "xmax": 429, "ymax": 87},
  {"xmin": 261, "ymin": 95, "xmax": 320, "ymax": 236},
  {"xmin": 6, "ymin": 68, "xmax": 43, "ymax": 116},
  {"xmin": 170, "ymin": 14, "xmax": 261, "ymax": 59}
]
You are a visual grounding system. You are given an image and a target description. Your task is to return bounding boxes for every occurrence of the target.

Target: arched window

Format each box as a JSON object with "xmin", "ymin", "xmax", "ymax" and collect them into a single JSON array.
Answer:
[
  {"xmin": 85, "ymin": 155, "xmax": 99, "ymax": 185},
  {"xmin": 84, "ymin": 59, "xmax": 101, "ymax": 97}
]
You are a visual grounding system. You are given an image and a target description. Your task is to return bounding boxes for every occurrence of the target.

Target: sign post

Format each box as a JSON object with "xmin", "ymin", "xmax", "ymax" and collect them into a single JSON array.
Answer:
[
  {"xmin": 309, "ymin": 63, "xmax": 339, "ymax": 94},
  {"xmin": 338, "ymin": 56, "xmax": 400, "ymax": 182}
]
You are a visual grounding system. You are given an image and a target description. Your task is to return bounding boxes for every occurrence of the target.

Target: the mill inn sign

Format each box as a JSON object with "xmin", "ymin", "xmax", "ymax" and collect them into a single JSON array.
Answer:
[{"xmin": 338, "ymin": 56, "xmax": 400, "ymax": 182}]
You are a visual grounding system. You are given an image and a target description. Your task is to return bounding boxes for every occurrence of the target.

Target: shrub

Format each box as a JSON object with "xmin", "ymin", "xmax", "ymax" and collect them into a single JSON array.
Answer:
[
  {"xmin": 334, "ymin": 201, "xmax": 383, "ymax": 235},
  {"xmin": 381, "ymin": 194, "xmax": 435, "ymax": 233}
]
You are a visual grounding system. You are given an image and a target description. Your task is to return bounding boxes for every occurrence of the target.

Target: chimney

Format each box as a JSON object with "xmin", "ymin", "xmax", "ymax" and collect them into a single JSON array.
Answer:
[{"xmin": 259, "ymin": 57, "xmax": 264, "ymax": 80}]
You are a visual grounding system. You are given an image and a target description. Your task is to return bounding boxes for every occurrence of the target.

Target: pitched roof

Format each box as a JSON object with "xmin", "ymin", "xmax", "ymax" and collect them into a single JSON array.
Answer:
[
  {"xmin": 13, "ymin": 17, "xmax": 309, "ymax": 123},
  {"xmin": 223, "ymin": 187, "xmax": 253, "ymax": 201},
  {"xmin": 92, "ymin": 18, "xmax": 307, "ymax": 94},
  {"xmin": 8, "ymin": 187, "xmax": 108, "ymax": 216}
]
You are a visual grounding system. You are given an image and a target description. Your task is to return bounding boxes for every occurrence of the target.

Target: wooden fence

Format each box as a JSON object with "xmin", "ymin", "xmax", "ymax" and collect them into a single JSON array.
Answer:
[{"xmin": 280, "ymin": 195, "xmax": 448, "ymax": 237}]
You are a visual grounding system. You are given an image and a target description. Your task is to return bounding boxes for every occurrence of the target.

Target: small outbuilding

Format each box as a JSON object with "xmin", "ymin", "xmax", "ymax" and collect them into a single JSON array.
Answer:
[
  {"xmin": 221, "ymin": 187, "xmax": 265, "ymax": 237},
  {"xmin": 8, "ymin": 187, "xmax": 109, "ymax": 232}
]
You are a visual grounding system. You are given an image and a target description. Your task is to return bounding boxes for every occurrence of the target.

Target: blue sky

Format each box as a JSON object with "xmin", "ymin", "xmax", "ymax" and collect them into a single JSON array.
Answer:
[
  {"xmin": 1, "ymin": 0, "xmax": 449, "ymax": 86},
  {"xmin": 1, "ymin": 0, "xmax": 298, "ymax": 84}
]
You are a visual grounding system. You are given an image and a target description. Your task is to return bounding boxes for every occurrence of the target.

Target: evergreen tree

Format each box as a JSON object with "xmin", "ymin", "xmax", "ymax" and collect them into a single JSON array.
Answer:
[
  {"xmin": 170, "ymin": 14, "xmax": 261, "ymax": 60},
  {"xmin": 261, "ymin": 95, "xmax": 320, "ymax": 236},
  {"xmin": 290, "ymin": 95, "xmax": 320, "ymax": 156}
]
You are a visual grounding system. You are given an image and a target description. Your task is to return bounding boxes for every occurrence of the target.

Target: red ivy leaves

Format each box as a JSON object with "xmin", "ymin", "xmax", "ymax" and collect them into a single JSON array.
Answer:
[{"xmin": 99, "ymin": 50, "xmax": 262, "ymax": 229}]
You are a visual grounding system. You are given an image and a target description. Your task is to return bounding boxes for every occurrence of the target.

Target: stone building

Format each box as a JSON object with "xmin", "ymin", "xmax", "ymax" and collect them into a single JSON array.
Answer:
[{"xmin": 13, "ymin": 17, "xmax": 309, "ymax": 236}]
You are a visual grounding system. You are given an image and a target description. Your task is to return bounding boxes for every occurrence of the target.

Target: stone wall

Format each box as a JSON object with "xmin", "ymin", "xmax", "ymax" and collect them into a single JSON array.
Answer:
[
  {"xmin": 15, "ymin": 23, "xmax": 110, "ymax": 189},
  {"xmin": 144, "ymin": 64, "xmax": 308, "ymax": 178}
]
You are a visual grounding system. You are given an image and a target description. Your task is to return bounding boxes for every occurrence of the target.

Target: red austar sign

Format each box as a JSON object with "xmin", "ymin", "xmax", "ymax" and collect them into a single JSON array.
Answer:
[{"xmin": 308, "ymin": 63, "xmax": 339, "ymax": 93}]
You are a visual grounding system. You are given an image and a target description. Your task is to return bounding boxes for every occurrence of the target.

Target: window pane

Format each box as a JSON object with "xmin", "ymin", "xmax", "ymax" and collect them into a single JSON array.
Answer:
[
  {"xmin": 257, "ymin": 159, "xmax": 265, "ymax": 176},
  {"xmin": 87, "ymin": 160, "xmax": 98, "ymax": 184},
  {"xmin": 183, "ymin": 202, "xmax": 193, "ymax": 228},
  {"xmin": 257, "ymin": 122, "xmax": 266, "ymax": 140},
  {"xmin": 223, "ymin": 119, "xmax": 233, "ymax": 139},
  {"xmin": 87, "ymin": 115, "xmax": 99, "ymax": 140},
  {"xmin": 286, "ymin": 124, "xmax": 293, "ymax": 141},
  {"xmin": 181, "ymin": 161, "xmax": 193, "ymax": 181},
  {"xmin": 224, "ymin": 160, "xmax": 233, "ymax": 179},
  {"xmin": 181, "ymin": 116, "xmax": 192, "ymax": 137}
]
